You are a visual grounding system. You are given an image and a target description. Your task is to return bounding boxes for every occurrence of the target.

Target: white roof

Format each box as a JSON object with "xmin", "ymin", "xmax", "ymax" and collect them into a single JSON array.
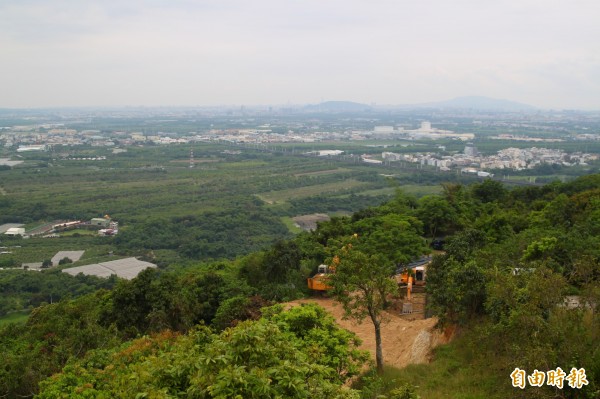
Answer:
[
  {"xmin": 52, "ymin": 250, "xmax": 85, "ymax": 266},
  {"xmin": 0, "ymin": 223, "xmax": 24, "ymax": 234},
  {"xmin": 62, "ymin": 257, "xmax": 157, "ymax": 280},
  {"xmin": 4, "ymin": 227, "xmax": 25, "ymax": 235}
]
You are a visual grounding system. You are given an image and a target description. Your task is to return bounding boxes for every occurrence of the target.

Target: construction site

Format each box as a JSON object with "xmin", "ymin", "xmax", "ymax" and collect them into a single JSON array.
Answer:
[{"xmin": 304, "ymin": 255, "xmax": 440, "ymax": 369}]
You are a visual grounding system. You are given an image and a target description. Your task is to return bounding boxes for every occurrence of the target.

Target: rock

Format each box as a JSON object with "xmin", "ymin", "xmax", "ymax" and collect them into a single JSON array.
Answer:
[{"xmin": 410, "ymin": 330, "xmax": 432, "ymax": 364}]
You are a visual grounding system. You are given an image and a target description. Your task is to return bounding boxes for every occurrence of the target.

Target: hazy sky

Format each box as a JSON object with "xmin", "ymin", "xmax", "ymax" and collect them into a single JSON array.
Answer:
[{"xmin": 1, "ymin": 0, "xmax": 599, "ymax": 109}]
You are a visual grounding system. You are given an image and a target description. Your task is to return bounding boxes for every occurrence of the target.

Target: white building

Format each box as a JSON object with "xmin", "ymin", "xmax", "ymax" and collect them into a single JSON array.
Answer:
[
  {"xmin": 464, "ymin": 143, "xmax": 479, "ymax": 157},
  {"xmin": 4, "ymin": 227, "xmax": 25, "ymax": 236},
  {"xmin": 17, "ymin": 145, "xmax": 46, "ymax": 152},
  {"xmin": 373, "ymin": 126, "xmax": 395, "ymax": 132}
]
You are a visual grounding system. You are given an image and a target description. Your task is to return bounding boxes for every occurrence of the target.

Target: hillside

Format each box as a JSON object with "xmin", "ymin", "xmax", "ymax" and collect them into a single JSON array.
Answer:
[{"xmin": 1, "ymin": 174, "xmax": 599, "ymax": 398}]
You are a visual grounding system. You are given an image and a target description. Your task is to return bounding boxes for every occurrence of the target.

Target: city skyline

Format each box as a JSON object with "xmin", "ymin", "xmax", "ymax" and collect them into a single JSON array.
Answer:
[{"xmin": 1, "ymin": 0, "xmax": 599, "ymax": 109}]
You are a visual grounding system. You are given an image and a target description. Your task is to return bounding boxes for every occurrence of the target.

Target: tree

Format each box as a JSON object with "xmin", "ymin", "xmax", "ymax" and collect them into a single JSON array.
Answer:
[
  {"xmin": 471, "ymin": 179, "xmax": 507, "ymax": 203},
  {"xmin": 416, "ymin": 195, "xmax": 459, "ymax": 238},
  {"xmin": 352, "ymin": 214, "xmax": 427, "ymax": 265},
  {"xmin": 425, "ymin": 256, "xmax": 487, "ymax": 325},
  {"xmin": 38, "ymin": 304, "xmax": 366, "ymax": 398},
  {"xmin": 58, "ymin": 257, "xmax": 72, "ymax": 265},
  {"xmin": 329, "ymin": 240, "xmax": 398, "ymax": 373},
  {"xmin": 263, "ymin": 240, "xmax": 302, "ymax": 284}
]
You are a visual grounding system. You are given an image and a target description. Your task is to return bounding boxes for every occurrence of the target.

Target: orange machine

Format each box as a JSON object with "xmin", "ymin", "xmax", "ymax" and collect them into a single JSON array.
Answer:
[
  {"xmin": 307, "ymin": 266, "xmax": 332, "ymax": 291},
  {"xmin": 307, "ymin": 257, "xmax": 338, "ymax": 291},
  {"xmin": 396, "ymin": 256, "xmax": 431, "ymax": 286}
]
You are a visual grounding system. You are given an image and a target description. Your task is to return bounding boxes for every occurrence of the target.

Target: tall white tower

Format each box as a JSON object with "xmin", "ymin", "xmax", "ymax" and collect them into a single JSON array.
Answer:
[{"xmin": 421, "ymin": 121, "xmax": 432, "ymax": 131}]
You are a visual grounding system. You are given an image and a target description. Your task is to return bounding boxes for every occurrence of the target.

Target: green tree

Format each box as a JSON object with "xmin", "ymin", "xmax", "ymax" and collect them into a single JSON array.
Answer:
[
  {"xmin": 57, "ymin": 257, "xmax": 72, "ymax": 265},
  {"xmin": 471, "ymin": 179, "xmax": 507, "ymax": 203},
  {"xmin": 212, "ymin": 295, "xmax": 269, "ymax": 331},
  {"xmin": 329, "ymin": 240, "xmax": 398, "ymax": 373},
  {"xmin": 353, "ymin": 214, "xmax": 427, "ymax": 265},
  {"xmin": 426, "ymin": 256, "xmax": 487, "ymax": 325},
  {"xmin": 416, "ymin": 195, "xmax": 459, "ymax": 238},
  {"xmin": 38, "ymin": 304, "xmax": 366, "ymax": 399}
]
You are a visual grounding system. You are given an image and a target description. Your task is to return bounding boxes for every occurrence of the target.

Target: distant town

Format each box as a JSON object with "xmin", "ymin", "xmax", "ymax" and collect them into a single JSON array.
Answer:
[
  {"xmin": 2, "ymin": 109, "xmax": 598, "ymax": 177},
  {"xmin": 381, "ymin": 144, "xmax": 598, "ymax": 177}
]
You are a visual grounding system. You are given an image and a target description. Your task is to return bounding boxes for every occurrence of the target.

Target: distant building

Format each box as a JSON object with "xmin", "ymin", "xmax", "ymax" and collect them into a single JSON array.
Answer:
[
  {"xmin": 306, "ymin": 150, "xmax": 344, "ymax": 156},
  {"xmin": 17, "ymin": 145, "xmax": 46, "ymax": 152},
  {"xmin": 373, "ymin": 126, "xmax": 395, "ymax": 132},
  {"xmin": 362, "ymin": 158, "xmax": 383, "ymax": 164},
  {"xmin": 62, "ymin": 257, "xmax": 157, "ymax": 280},
  {"xmin": 90, "ymin": 218, "xmax": 111, "ymax": 228},
  {"xmin": 4, "ymin": 227, "xmax": 25, "ymax": 236},
  {"xmin": 420, "ymin": 121, "xmax": 432, "ymax": 131},
  {"xmin": 382, "ymin": 152, "xmax": 403, "ymax": 161},
  {"xmin": 464, "ymin": 143, "xmax": 479, "ymax": 157}
]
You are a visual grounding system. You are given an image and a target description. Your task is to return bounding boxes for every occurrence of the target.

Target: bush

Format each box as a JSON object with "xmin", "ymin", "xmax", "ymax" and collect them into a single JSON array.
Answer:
[{"xmin": 58, "ymin": 257, "xmax": 73, "ymax": 265}]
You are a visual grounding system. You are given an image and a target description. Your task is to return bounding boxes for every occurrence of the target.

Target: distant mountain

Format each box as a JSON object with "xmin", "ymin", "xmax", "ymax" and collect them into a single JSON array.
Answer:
[
  {"xmin": 414, "ymin": 96, "xmax": 536, "ymax": 111},
  {"xmin": 304, "ymin": 101, "xmax": 372, "ymax": 112}
]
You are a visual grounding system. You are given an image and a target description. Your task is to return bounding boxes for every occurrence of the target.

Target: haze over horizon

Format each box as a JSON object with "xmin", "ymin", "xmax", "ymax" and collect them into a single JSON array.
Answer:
[{"xmin": 1, "ymin": 0, "xmax": 599, "ymax": 110}]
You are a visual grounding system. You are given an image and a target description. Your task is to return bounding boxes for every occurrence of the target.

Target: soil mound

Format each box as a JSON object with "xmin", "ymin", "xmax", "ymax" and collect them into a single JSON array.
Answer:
[{"xmin": 287, "ymin": 297, "xmax": 448, "ymax": 369}]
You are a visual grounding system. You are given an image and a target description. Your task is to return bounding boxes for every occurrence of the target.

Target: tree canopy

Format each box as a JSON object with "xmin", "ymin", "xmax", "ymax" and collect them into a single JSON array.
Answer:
[{"xmin": 329, "ymin": 239, "xmax": 398, "ymax": 373}]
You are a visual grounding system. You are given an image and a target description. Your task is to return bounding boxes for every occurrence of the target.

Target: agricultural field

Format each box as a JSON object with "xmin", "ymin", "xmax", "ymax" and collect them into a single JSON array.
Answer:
[
  {"xmin": 0, "ymin": 143, "xmax": 416, "ymax": 264},
  {"xmin": 0, "ymin": 236, "xmax": 112, "ymax": 266},
  {"xmin": 256, "ymin": 179, "xmax": 368, "ymax": 204},
  {"xmin": 0, "ymin": 141, "xmax": 524, "ymax": 265}
]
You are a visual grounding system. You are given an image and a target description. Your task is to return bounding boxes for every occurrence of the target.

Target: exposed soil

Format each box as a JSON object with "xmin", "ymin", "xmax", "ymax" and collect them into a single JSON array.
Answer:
[
  {"xmin": 287, "ymin": 297, "xmax": 449, "ymax": 368},
  {"xmin": 291, "ymin": 214, "xmax": 331, "ymax": 231}
]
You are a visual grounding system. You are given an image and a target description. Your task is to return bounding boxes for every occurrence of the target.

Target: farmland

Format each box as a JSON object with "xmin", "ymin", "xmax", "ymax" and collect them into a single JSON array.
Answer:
[
  {"xmin": 256, "ymin": 179, "xmax": 368, "ymax": 204},
  {"xmin": 3, "ymin": 136, "xmax": 594, "ymax": 270},
  {"xmin": 1, "ymin": 143, "xmax": 441, "ymax": 266}
]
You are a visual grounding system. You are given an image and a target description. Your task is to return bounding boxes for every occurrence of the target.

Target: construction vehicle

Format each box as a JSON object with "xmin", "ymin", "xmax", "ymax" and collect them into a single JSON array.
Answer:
[
  {"xmin": 395, "ymin": 256, "xmax": 431, "ymax": 315},
  {"xmin": 395, "ymin": 255, "xmax": 431, "ymax": 287},
  {"xmin": 307, "ymin": 263, "xmax": 334, "ymax": 291},
  {"xmin": 308, "ymin": 254, "xmax": 342, "ymax": 292}
]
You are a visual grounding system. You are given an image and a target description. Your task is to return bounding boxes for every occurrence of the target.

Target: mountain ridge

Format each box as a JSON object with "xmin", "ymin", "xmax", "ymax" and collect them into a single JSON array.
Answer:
[
  {"xmin": 306, "ymin": 96, "xmax": 536, "ymax": 112},
  {"xmin": 414, "ymin": 95, "xmax": 536, "ymax": 111}
]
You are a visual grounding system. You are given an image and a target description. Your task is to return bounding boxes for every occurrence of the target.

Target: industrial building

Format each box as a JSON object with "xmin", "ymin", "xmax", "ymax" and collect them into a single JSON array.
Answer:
[
  {"xmin": 4, "ymin": 227, "xmax": 25, "ymax": 236},
  {"xmin": 62, "ymin": 257, "xmax": 157, "ymax": 280}
]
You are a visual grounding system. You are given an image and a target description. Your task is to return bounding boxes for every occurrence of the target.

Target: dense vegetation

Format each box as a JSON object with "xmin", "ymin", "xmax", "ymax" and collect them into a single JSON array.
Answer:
[
  {"xmin": 0, "ymin": 269, "xmax": 117, "ymax": 317},
  {"xmin": 37, "ymin": 304, "xmax": 369, "ymax": 398},
  {"xmin": 0, "ymin": 146, "xmax": 599, "ymax": 397}
]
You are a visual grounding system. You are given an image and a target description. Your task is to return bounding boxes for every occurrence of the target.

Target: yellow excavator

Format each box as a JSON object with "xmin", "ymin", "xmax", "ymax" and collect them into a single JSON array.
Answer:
[
  {"xmin": 307, "ymin": 263, "xmax": 334, "ymax": 291},
  {"xmin": 307, "ymin": 255, "xmax": 340, "ymax": 291}
]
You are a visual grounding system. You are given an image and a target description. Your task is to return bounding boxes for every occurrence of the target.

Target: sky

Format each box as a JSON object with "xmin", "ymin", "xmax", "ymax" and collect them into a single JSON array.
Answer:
[{"xmin": 1, "ymin": 0, "xmax": 599, "ymax": 109}]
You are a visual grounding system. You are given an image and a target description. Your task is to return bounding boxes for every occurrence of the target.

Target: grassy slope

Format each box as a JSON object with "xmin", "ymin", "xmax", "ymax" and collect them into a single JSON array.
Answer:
[
  {"xmin": 0, "ymin": 311, "xmax": 29, "ymax": 327},
  {"xmin": 374, "ymin": 338, "xmax": 512, "ymax": 399}
]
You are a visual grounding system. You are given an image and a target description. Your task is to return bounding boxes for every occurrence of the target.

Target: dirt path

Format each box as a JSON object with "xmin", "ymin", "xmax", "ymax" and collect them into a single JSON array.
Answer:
[{"xmin": 288, "ymin": 297, "xmax": 448, "ymax": 368}]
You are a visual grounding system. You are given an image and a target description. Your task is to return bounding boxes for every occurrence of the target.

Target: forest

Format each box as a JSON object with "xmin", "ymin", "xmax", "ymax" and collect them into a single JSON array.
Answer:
[{"xmin": 0, "ymin": 171, "xmax": 598, "ymax": 398}]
